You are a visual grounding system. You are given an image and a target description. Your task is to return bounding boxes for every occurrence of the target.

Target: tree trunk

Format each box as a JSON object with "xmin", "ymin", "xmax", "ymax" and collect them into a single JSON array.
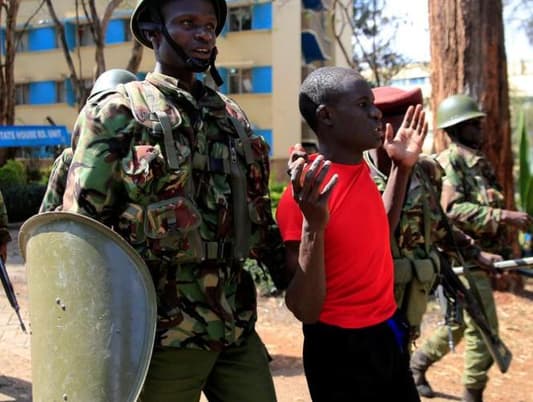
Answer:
[
  {"xmin": 429, "ymin": 0, "xmax": 521, "ymax": 286},
  {"xmin": 429, "ymin": 0, "xmax": 513, "ymax": 211},
  {"xmin": 126, "ymin": 39, "xmax": 144, "ymax": 74},
  {"xmin": 0, "ymin": 0, "xmax": 21, "ymax": 165}
]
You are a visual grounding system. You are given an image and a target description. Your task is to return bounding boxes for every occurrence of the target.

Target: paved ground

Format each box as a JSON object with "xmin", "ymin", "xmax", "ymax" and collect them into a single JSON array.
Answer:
[{"xmin": 2, "ymin": 222, "xmax": 533, "ymax": 402}]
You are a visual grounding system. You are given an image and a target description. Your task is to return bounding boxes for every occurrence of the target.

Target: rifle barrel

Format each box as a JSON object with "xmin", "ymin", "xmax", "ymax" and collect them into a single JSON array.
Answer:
[
  {"xmin": 0, "ymin": 258, "xmax": 27, "ymax": 333},
  {"xmin": 453, "ymin": 257, "xmax": 533, "ymax": 275}
]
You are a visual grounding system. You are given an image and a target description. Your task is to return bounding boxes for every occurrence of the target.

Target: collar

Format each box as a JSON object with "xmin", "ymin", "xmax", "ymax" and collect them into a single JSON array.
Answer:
[
  {"xmin": 450, "ymin": 142, "xmax": 483, "ymax": 168},
  {"xmin": 145, "ymin": 72, "xmax": 226, "ymax": 111}
]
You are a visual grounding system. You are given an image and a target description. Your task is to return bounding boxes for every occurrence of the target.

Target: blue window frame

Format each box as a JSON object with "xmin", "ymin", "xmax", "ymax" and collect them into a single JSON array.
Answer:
[
  {"xmin": 29, "ymin": 26, "xmax": 57, "ymax": 51},
  {"xmin": 228, "ymin": 2, "xmax": 272, "ymax": 32},
  {"xmin": 252, "ymin": 3, "xmax": 272, "ymax": 30},
  {"xmin": 29, "ymin": 81, "xmax": 57, "ymax": 104},
  {"xmin": 251, "ymin": 66, "xmax": 272, "ymax": 94},
  {"xmin": 105, "ymin": 19, "xmax": 126, "ymax": 44}
]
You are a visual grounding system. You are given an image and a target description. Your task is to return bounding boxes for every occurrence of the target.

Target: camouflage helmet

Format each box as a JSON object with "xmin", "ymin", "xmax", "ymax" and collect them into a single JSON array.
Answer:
[
  {"xmin": 131, "ymin": 0, "xmax": 227, "ymax": 48},
  {"xmin": 436, "ymin": 94, "xmax": 486, "ymax": 129},
  {"xmin": 90, "ymin": 68, "xmax": 137, "ymax": 97}
]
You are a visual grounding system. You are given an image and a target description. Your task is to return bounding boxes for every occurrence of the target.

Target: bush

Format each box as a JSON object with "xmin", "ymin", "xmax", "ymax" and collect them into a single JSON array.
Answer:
[
  {"xmin": 0, "ymin": 160, "xmax": 27, "ymax": 189},
  {"xmin": 269, "ymin": 180, "xmax": 286, "ymax": 214},
  {"xmin": 2, "ymin": 183, "xmax": 46, "ymax": 223}
]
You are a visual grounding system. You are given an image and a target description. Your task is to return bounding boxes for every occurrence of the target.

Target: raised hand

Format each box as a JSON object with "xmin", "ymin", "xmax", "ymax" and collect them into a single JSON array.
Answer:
[
  {"xmin": 383, "ymin": 104, "xmax": 428, "ymax": 169},
  {"xmin": 477, "ymin": 250, "xmax": 503, "ymax": 273},
  {"xmin": 290, "ymin": 155, "xmax": 338, "ymax": 231}
]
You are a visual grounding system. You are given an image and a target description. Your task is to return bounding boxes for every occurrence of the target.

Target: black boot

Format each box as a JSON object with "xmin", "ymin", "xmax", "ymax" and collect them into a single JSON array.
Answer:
[
  {"xmin": 410, "ymin": 350, "xmax": 435, "ymax": 398},
  {"xmin": 462, "ymin": 387, "xmax": 484, "ymax": 402}
]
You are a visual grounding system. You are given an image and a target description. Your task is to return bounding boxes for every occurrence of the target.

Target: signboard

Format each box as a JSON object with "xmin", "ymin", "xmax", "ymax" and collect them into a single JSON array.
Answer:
[{"xmin": 0, "ymin": 125, "xmax": 70, "ymax": 147}]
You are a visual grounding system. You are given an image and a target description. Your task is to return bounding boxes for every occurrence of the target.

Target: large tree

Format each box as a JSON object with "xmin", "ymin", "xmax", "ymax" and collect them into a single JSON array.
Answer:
[
  {"xmin": 0, "ymin": 0, "xmax": 21, "ymax": 164},
  {"xmin": 429, "ymin": 0, "xmax": 515, "ymax": 215},
  {"xmin": 44, "ymin": 0, "xmax": 143, "ymax": 109},
  {"xmin": 331, "ymin": 0, "xmax": 407, "ymax": 86}
]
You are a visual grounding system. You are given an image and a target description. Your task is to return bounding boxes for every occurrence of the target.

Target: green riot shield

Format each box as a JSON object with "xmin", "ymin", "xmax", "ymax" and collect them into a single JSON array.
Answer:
[{"xmin": 19, "ymin": 212, "xmax": 157, "ymax": 402}]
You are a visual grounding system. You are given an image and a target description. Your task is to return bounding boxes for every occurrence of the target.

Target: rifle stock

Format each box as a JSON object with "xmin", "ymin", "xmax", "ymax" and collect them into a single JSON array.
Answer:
[
  {"xmin": 0, "ymin": 258, "xmax": 26, "ymax": 332},
  {"xmin": 439, "ymin": 256, "xmax": 512, "ymax": 373}
]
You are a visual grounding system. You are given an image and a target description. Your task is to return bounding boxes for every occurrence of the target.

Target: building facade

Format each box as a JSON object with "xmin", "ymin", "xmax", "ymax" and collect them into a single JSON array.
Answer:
[{"xmin": 4, "ymin": 0, "xmax": 351, "ymax": 168}]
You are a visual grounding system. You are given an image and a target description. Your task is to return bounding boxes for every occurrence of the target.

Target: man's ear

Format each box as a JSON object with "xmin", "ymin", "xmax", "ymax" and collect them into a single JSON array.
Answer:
[
  {"xmin": 316, "ymin": 104, "xmax": 333, "ymax": 127},
  {"xmin": 147, "ymin": 29, "xmax": 162, "ymax": 49}
]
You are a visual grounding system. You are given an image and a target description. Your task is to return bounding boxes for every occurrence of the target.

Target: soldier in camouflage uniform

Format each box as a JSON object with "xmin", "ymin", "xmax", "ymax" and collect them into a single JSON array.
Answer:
[
  {"xmin": 40, "ymin": 69, "xmax": 137, "ymax": 213},
  {"xmin": 61, "ymin": 0, "xmax": 284, "ymax": 401},
  {"xmin": 0, "ymin": 190, "xmax": 11, "ymax": 262},
  {"xmin": 365, "ymin": 87, "xmax": 500, "ymax": 347},
  {"xmin": 410, "ymin": 94, "xmax": 533, "ymax": 402}
]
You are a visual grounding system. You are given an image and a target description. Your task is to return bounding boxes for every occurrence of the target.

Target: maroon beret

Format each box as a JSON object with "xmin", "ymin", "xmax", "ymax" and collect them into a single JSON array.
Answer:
[{"xmin": 372, "ymin": 86, "xmax": 423, "ymax": 116}]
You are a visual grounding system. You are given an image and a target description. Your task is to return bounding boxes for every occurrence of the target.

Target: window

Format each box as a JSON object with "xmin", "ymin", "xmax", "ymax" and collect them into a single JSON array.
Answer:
[
  {"xmin": 15, "ymin": 84, "xmax": 30, "ymax": 105},
  {"xmin": 228, "ymin": 68, "xmax": 253, "ymax": 94},
  {"xmin": 77, "ymin": 24, "xmax": 95, "ymax": 46},
  {"xmin": 228, "ymin": 6, "xmax": 252, "ymax": 32},
  {"xmin": 15, "ymin": 30, "xmax": 29, "ymax": 52},
  {"xmin": 56, "ymin": 81, "xmax": 66, "ymax": 103},
  {"xmin": 123, "ymin": 19, "xmax": 133, "ymax": 42}
]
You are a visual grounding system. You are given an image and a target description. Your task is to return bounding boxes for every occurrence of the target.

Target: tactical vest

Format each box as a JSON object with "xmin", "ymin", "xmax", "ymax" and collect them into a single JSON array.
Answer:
[
  {"xmin": 363, "ymin": 154, "xmax": 441, "ymax": 335},
  {"xmin": 100, "ymin": 80, "xmax": 273, "ymax": 266}
]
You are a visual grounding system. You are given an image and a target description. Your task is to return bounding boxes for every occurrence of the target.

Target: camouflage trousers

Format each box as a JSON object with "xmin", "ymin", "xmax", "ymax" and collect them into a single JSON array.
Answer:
[
  {"xmin": 419, "ymin": 271, "xmax": 499, "ymax": 389},
  {"xmin": 139, "ymin": 331, "xmax": 276, "ymax": 402}
]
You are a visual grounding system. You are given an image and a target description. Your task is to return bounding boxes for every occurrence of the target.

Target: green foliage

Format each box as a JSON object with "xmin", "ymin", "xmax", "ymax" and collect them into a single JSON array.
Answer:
[
  {"xmin": 351, "ymin": 0, "xmax": 408, "ymax": 86},
  {"xmin": 2, "ymin": 183, "xmax": 46, "ymax": 223},
  {"xmin": 0, "ymin": 159, "xmax": 27, "ymax": 189},
  {"xmin": 269, "ymin": 180, "xmax": 287, "ymax": 214},
  {"xmin": 246, "ymin": 180, "xmax": 288, "ymax": 295},
  {"xmin": 0, "ymin": 159, "xmax": 49, "ymax": 223},
  {"xmin": 518, "ymin": 111, "xmax": 533, "ymax": 215},
  {"xmin": 517, "ymin": 110, "xmax": 533, "ymax": 236}
]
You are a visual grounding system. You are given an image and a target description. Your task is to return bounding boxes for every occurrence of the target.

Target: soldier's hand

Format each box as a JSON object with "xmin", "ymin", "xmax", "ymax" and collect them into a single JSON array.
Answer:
[
  {"xmin": 477, "ymin": 251, "xmax": 503, "ymax": 273},
  {"xmin": 501, "ymin": 210, "xmax": 533, "ymax": 231},
  {"xmin": 291, "ymin": 155, "xmax": 338, "ymax": 232},
  {"xmin": 383, "ymin": 104, "xmax": 428, "ymax": 168}
]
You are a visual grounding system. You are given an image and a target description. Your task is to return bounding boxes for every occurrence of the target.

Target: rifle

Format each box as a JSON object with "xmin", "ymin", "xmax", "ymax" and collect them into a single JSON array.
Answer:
[
  {"xmin": 438, "ymin": 255, "xmax": 512, "ymax": 372},
  {"xmin": 453, "ymin": 257, "xmax": 533, "ymax": 278},
  {"xmin": 0, "ymin": 257, "xmax": 26, "ymax": 332},
  {"xmin": 416, "ymin": 167, "xmax": 512, "ymax": 373}
]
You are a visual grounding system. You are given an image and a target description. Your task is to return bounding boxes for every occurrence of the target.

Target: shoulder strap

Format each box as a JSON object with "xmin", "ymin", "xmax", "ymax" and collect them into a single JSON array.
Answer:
[{"xmin": 121, "ymin": 81, "xmax": 182, "ymax": 171}]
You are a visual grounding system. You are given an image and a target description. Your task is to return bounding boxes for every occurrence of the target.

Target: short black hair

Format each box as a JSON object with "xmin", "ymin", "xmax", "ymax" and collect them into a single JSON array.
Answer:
[{"xmin": 299, "ymin": 67, "xmax": 365, "ymax": 132}]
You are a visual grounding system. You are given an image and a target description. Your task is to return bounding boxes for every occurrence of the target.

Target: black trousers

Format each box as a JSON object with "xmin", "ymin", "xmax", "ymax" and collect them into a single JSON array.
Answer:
[{"xmin": 302, "ymin": 313, "xmax": 420, "ymax": 402}]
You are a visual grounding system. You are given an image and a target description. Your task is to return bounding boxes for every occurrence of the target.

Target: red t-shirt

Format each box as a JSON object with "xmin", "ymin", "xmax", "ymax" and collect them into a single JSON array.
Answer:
[{"xmin": 276, "ymin": 158, "xmax": 397, "ymax": 329}]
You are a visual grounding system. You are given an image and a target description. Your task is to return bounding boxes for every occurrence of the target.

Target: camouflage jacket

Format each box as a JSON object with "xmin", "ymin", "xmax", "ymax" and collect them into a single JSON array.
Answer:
[
  {"xmin": 62, "ymin": 72, "xmax": 277, "ymax": 351},
  {"xmin": 366, "ymin": 154, "xmax": 480, "ymax": 261},
  {"xmin": 0, "ymin": 190, "xmax": 11, "ymax": 244},
  {"xmin": 436, "ymin": 142, "xmax": 509, "ymax": 256},
  {"xmin": 40, "ymin": 147, "xmax": 73, "ymax": 213}
]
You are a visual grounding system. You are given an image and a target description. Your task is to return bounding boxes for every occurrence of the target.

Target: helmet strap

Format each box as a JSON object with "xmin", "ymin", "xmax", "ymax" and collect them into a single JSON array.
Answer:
[{"xmin": 156, "ymin": 9, "xmax": 224, "ymax": 87}]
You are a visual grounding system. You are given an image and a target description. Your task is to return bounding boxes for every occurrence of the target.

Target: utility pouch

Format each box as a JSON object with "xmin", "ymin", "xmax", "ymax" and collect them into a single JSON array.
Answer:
[
  {"xmin": 405, "ymin": 257, "xmax": 439, "ymax": 330},
  {"xmin": 412, "ymin": 258, "xmax": 437, "ymax": 285},
  {"xmin": 117, "ymin": 203, "xmax": 146, "ymax": 245},
  {"xmin": 393, "ymin": 258, "xmax": 413, "ymax": 308},
  {"xmin": 144, "ymin": 197, "xmax": 203, "ymax": 262},
  {"xmin": 394, "ymin": 258, "xmax": 414, "ymax": 284}
]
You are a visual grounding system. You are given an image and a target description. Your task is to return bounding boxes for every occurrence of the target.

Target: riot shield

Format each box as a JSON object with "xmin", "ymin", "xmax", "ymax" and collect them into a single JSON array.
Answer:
[{"xmin": 19, "ymin": 212, "xmax": 157, "ymax": 402}]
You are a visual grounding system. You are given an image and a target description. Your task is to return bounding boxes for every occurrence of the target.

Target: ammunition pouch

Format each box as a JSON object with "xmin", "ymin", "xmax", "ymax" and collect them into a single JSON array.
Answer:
[
  {"xmin": 119, "ymin": 197, "xmax": 236, "ymax": 263},
  {"xmin": 393, "ymin": 257, "xmax": 413, "ymax": 306},
  {"xmin": 393, "ymin": 251, "xmax": 440, "ymax": 331}
]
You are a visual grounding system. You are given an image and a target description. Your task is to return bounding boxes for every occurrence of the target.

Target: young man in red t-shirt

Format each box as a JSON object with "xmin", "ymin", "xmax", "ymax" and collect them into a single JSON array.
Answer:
[{"xmin": 276, "ymin": 66, "xmax": 427, "ymax": 401}]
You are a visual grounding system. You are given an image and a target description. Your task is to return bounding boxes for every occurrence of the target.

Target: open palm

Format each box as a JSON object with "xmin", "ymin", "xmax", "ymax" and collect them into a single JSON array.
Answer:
[{"xmin": 383, "ymin": 105, "xmax": 428, "ymax": 169}]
